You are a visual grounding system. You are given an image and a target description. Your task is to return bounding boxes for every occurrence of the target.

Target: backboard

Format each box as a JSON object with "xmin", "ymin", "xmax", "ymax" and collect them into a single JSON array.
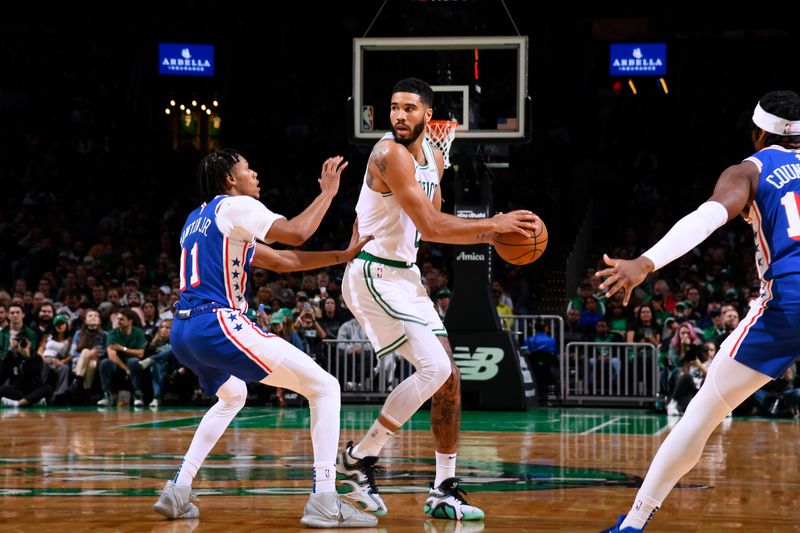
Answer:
[{"xmin": 352, "ymin": 36, "xmax": 528, "ymax": 141}]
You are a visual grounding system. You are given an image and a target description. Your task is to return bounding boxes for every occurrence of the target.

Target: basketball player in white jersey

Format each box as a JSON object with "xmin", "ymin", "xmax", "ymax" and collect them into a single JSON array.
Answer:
[{"xmin": 336, "ymin": 78, "xmax": 539, "ymax": 520}]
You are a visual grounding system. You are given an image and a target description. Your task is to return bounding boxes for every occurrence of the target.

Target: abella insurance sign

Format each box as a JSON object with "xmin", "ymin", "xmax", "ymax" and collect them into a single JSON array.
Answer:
[
  {"xmin": 159, "ymin": 43, "xmax": 215, "ymax": 77},
  {"xmin": 610, "ymin": 43, "xmax": 666, "ymax": 76}
]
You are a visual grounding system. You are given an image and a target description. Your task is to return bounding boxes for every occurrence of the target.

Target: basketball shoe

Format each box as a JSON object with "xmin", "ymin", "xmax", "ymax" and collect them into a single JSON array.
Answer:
[
  {"xmin": 599, "ymin": 514, "xmax": 645, "ymax": 532},
  {"xmin": 336, "ymin": 441, "xmax": 388, "ymax": 515},
  {"xmin": 300, "ymin": 491, "xmax": 378, "ymax": 528},
  {"xmin": 152, "ymin": 480, "xmax": 199, "ymax": 519},
  {"xmin": 424, "ymin": 477, "xmax": 484, "ymax": 521}
]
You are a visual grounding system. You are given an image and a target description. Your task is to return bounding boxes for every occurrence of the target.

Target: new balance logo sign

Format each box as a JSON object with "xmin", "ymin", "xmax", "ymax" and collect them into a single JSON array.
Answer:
[
  {"xmin": 453, "ymin": 346, "xmax": 504, "ymax": 381},
  {"xmin": 456, "ymin": 251, "xmax": 485, "ymax": 261}
]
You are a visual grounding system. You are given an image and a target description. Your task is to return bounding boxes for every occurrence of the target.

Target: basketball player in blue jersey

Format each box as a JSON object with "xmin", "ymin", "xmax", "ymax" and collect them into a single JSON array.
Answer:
[
  {"xmin": 151, "ymin": 148, "xmax": 377, "ymax": 528},
  {"xmin": 336, "ymin": 78, "xmax": 539, "ymax": 521},
  {"xmin": 598, "ymin": 90, "xmax": 800, "ymax": 532}
]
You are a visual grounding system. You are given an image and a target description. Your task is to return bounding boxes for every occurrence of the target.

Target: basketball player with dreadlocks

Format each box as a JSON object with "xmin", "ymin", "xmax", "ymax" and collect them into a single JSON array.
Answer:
[
  {"xmin": 151, "ymin": 149, "xmax": 377, "ymax": 528},
  {"xmin": 599, "ymin": 90, "xmax": 800, "ymax": 532}
]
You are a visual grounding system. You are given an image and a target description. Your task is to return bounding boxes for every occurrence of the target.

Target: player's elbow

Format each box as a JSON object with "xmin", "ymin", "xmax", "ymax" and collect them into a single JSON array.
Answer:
[
  {"xmin": 269, "ymin": 258, "xmax": 297, "ymax": 273},
  {"xmin": 269, "ymin": 219, "xmax": 308, "ymax": 247},
  {"xmin": 282, "ymin": 231, "xmax": 306, "ymax": 247}
]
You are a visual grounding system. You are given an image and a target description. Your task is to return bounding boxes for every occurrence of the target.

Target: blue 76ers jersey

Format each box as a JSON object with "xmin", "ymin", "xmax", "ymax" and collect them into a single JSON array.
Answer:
[
  {"xmin": 174, "ymin": 195, "xmax": 283, "ymax": 312},
  {"xmin": 744, "ymin": 145, "xmax": 800, "ymax": 283}
]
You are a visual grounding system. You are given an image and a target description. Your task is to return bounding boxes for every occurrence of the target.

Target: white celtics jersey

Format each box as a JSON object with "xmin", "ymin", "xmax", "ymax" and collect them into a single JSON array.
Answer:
[{"xmin": 356, "ymin": 133, "xmax": 440, "ymax": 264}]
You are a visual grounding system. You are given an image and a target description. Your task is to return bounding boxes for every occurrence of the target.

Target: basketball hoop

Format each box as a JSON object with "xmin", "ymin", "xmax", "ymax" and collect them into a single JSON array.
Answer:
[{"xmin": 426, "ymin": 120, "xmax": 458, "ymax": 169}]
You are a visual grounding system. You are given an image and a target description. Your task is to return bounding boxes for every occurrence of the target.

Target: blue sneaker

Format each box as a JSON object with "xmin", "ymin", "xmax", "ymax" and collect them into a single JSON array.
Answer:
[{"xmin": 599, "ymin": 514, "xmax": 644, "ymax": 532}]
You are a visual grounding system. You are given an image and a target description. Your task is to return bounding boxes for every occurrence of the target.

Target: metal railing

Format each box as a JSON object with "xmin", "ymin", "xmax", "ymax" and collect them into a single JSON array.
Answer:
[
  {"xmin": 499, "ymin": 314, "xmax": 565, "ymax": 357},
  {"xmin": 318, "ymin": 339, "xmax": 411, "ymax": 401},
  {"xmin": 562, "ymin": 342, "xmax": 659, "ymax": 406},
  {"xmin": 312, "ymin": 329, "xmax": 658, "ymax": 407}
]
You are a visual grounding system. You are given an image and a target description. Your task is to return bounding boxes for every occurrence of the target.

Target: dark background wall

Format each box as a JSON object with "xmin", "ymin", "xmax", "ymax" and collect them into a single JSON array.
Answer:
[{"xmin": 1, "ymin": 1, "xmax": 797, "ymax": 304}]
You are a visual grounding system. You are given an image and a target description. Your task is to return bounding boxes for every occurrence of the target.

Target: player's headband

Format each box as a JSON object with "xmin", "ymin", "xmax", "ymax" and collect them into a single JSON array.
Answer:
[{"xmin": 752, "ymin": 102, "xmax": 800, "ymax": 136}]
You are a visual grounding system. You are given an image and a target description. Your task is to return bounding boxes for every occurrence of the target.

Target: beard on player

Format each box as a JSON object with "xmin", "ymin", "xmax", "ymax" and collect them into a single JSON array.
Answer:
[{"xmin": 391, "ymin": 119, "xmax": 425, "ymax": 147}]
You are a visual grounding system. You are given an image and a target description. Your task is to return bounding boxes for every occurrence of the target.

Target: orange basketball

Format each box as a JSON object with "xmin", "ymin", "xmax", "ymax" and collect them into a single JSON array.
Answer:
[{"xmin": 493, "ymin": 217, "xmax": 548, "ymax": 265}]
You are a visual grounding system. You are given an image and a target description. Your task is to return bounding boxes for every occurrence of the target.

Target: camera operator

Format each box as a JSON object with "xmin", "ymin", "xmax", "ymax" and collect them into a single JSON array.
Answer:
[
  {"xmin": 294, "ymin": 303, "xmax": 326, "ymax": 361},
  {"xmin": 0, "ymin": 304, "xmax": 51, "ymax": 407},
  {"xmin": 666, "ymin": 343, "xmax": 709, "ymax": 415}
]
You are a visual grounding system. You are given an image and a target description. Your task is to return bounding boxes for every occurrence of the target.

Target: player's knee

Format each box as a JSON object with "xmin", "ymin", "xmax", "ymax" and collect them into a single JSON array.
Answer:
[
  {"xmin": 320, "ymin": 371, "xmax": 340, "ymax": 397},
  {"xmin": 425, "ymin": 355, "xmax": 452, "ymax": 390},
  {"xmin": 219, "ymin": 378, "xmax": 247, "ymax": 409},
  {"xmin": 307, "ymin": 369, "xmax": 340, "ymax": 402}
]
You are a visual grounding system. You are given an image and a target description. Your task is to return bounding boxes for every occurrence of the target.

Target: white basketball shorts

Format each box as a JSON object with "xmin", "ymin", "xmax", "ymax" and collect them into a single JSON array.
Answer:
[{"xmin": 342, "ymin": 256, "xmax": 446, "ymax": 358}]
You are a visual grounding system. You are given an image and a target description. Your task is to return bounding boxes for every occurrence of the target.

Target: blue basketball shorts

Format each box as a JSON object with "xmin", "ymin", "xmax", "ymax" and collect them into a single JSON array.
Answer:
[
  {"xmin": 170, "ymin": 307, "xmax": 294, "ymax": 395},
  {"xmin": 720, "ymin": 278, "xmax": 800, "ymax": 379}
]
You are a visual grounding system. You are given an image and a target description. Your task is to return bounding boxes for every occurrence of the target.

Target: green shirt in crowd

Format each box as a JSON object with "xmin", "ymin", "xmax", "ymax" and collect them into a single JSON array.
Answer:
[{"xmin": 107, "ymin": 326, "xmax": 146, "ymax": 351}]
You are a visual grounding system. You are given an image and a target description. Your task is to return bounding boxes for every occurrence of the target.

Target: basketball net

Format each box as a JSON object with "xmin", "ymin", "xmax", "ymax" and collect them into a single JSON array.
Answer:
[{"xmin": 426, "ymin": 120, "xmax": 458, "ymax": 169}]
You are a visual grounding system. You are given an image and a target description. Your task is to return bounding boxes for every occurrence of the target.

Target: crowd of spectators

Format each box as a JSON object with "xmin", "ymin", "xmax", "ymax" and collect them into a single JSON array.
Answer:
[{"xmin": 556, "ymin": 146, "xmax": 800, "ymax": 418}]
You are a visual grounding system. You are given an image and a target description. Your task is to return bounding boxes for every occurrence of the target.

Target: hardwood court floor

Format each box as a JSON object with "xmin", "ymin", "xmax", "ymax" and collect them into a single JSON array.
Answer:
[{"xmin": 1, "ymin": 405, "xmax": 799, "ymax": 532}]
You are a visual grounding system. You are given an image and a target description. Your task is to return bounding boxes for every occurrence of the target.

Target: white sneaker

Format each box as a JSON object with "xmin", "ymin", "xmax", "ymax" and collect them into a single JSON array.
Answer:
[
  {"xmin": 133, "ymin": 392, "xmax": 145, "ymax": 407},
  {"xmin": 152, "ymin": 481, "xmax": 199, "ymax": 519},
  {"xmin": 149, "ymin": 398, "xmax": 160, "ymax": 409},
  {"xmin": 1, "ymin": 397, "xmax": 19, "ymax": 408},
  {"xmin": 97, "ymin": 393, "xmax": 114, "ymax": 407},
  {"xmin": 424, "ymin": 478, "xmax": 484, "ymax": 521},
  {"xmin": 336, "ymin": 441, "xmax": 387, "ymax": 515},
  {"xmin": 300, "ymin": 491, "xmax": 378, "ymax": 528}
]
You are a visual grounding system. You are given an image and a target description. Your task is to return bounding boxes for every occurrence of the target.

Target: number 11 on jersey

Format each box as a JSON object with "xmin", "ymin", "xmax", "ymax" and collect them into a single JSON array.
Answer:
[{"xmin": 179, "ymin": 242, "xmax": 201, "ymax": 291}]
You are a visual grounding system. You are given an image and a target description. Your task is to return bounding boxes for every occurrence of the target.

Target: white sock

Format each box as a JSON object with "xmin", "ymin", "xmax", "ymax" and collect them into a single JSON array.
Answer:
[
  {"xmin": 434, "ymin": 451, "xmax": 457, "ymax": 488},
  {"xmin": 621, "ymin": 493, "xmax": 661, "ymax": 529},
  {"xmin": 2, "ymin": 398, "xmax": 20, "ymax": 407},
  {"xmin": 174, "ymin": 457, "xmax": 200, "ymax": 487},
  {"xmin": 313, "ymin": 461, "xmax": 336, "ymax": 493},
  {"xmin": 352, "ymin": 419, "xmax": 394, "ymax": 458}
]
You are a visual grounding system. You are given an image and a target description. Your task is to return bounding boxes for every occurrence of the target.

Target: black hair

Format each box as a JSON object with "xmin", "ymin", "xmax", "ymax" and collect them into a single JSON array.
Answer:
[
  {"xmin": 197, "ymin": 148, "xmax": 244, "ymax": 201},
  {"xmin": 391, "ymin": 78, "xmax": 434, "ymax": 107},
  {"xmin": 756, "ymin": 90, "xmax": 800, "ymax": 148},
  {"xmin": 118, "ymin": 307, "xmax": 141, "ymax": 327}
]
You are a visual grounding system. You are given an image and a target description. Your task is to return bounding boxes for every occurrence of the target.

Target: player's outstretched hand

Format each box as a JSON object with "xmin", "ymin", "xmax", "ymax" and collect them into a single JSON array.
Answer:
[
  {"xmin": 342, "ymin": 235, "xmax": 373, "ymax": 262},
  {"xmin": 491, "ymin": 210, "xmax": 540, "ymax": 239},
  {"xmin": 319, "ymin": 156, "xmax": 348, "ymax": 198},
  {"xmin": 596, "ymin": 253, "xmax": 654, "ymax": 306}
]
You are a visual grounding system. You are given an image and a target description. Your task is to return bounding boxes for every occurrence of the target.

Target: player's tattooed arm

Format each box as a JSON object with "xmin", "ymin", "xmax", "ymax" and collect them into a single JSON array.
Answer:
[
  {"xmin": 372, "ymin": 147, "xmax": 389, "ymax": 176},
  {"xmin": 365, "ymin": 143, "xmax": 392, "ymax": 192}
]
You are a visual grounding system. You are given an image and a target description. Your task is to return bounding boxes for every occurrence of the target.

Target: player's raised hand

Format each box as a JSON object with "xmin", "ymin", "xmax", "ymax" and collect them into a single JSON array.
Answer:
[
  {"xmin": 318, "ymin": 156, "xmax": 348, "ymax": 198},
  {"xmin": 491, "ymin": 210, "xmax": 539, "ymax": 238},
  {"xmin": 596, "ymin": 253, "xmax": 654, "ymax": 306}
]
